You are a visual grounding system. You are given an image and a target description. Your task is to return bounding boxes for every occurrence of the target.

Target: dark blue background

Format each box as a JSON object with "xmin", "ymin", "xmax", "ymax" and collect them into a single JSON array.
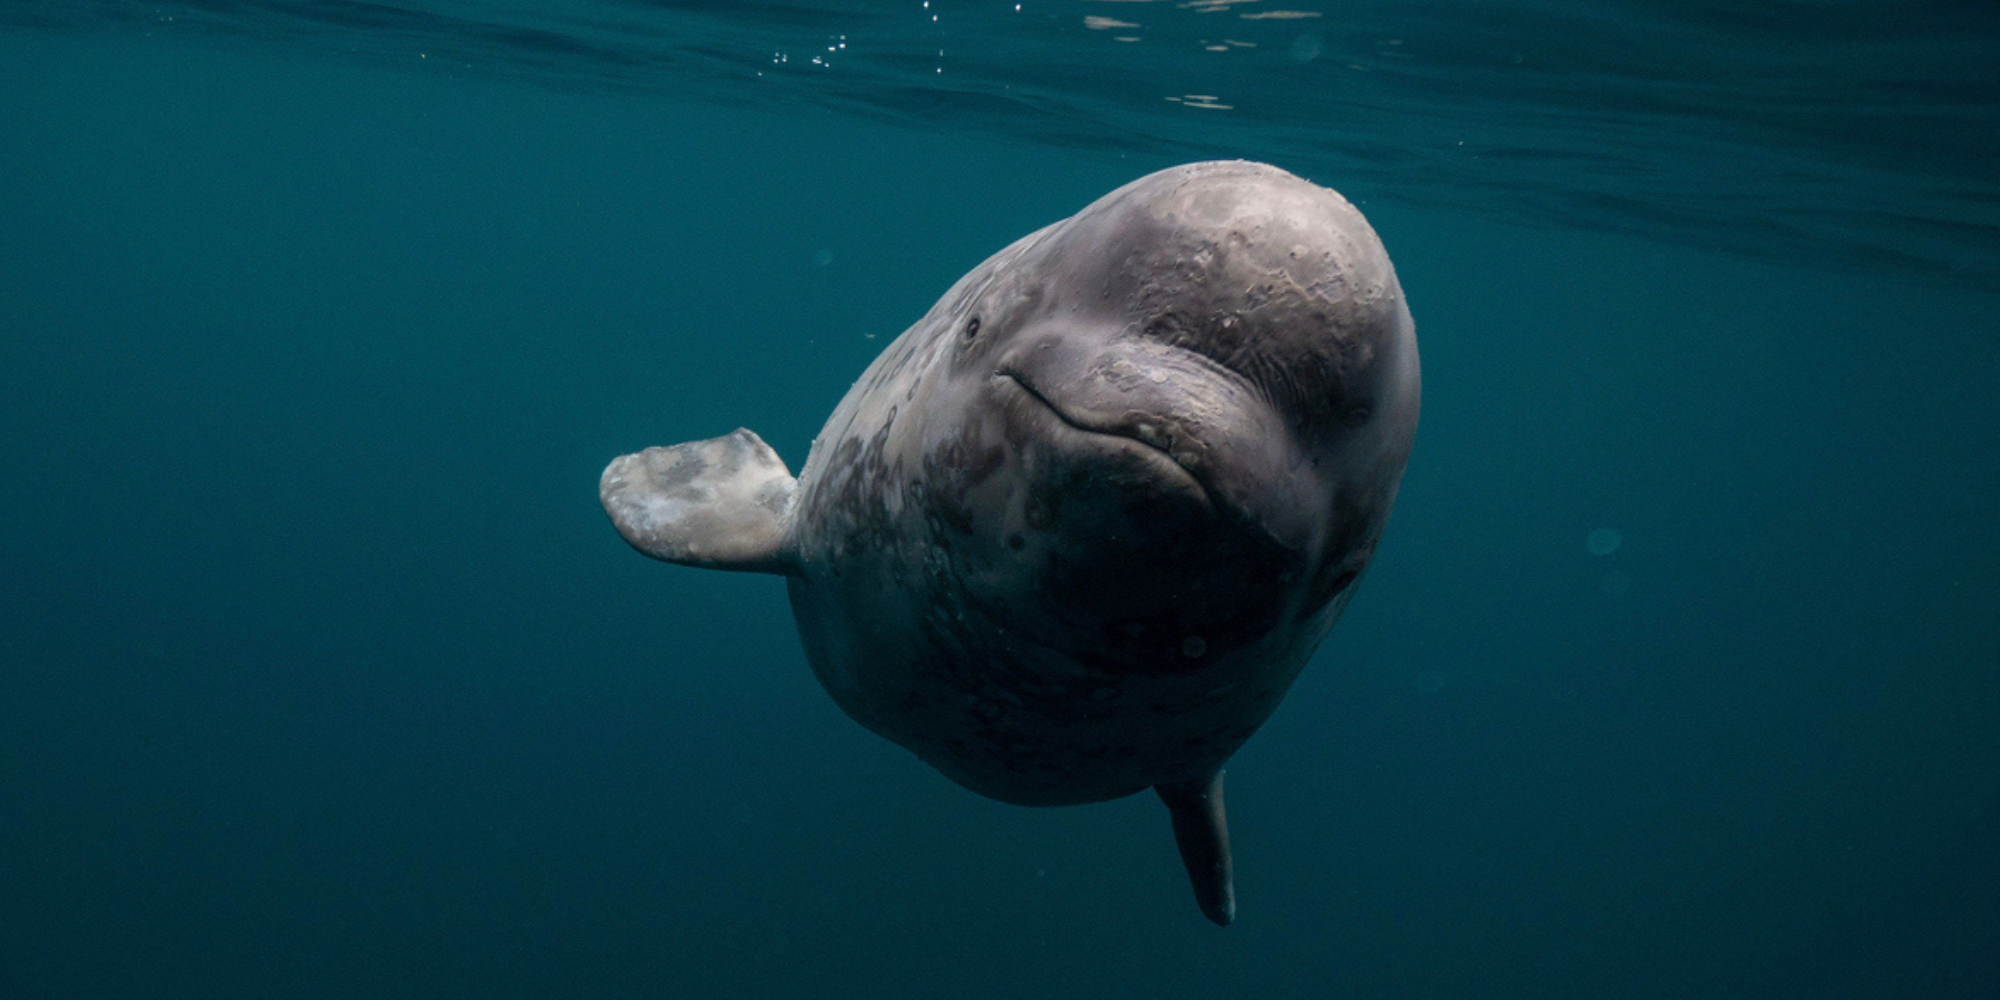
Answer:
[{"xmin": 3, "ymin": 25, "xmax": 1996, "ymax": 999}]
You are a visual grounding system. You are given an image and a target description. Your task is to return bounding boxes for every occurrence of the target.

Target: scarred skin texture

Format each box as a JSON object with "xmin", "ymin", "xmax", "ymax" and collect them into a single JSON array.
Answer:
[{"xmin": 780, "ymin": 160, "xmax": 1420, "ymax": 806}]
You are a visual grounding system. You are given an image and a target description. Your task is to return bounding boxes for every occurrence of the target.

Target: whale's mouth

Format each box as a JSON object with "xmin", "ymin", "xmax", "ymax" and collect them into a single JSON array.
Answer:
[{"xmin": 994, "ymin": 369, "xmax": 1215, "ymax": 506}]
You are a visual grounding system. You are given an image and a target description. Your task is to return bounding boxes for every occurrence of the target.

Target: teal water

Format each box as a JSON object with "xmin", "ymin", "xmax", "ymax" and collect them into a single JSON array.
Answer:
[{"xmin": 3, "ymin": 3, "xmax": 1996, "ymax": 997}]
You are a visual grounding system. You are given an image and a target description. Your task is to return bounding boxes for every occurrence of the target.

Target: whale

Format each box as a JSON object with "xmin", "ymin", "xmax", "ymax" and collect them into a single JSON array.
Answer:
[{"xmin": 600, "ymin": 160, "xmax": 1420, "ymax": 925}]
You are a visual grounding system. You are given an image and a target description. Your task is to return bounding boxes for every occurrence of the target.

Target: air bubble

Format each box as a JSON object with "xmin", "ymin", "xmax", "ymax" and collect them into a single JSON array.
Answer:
[{"xmin": 1586, "ymin": 527, "xmax": 1622, "ymax": 556}]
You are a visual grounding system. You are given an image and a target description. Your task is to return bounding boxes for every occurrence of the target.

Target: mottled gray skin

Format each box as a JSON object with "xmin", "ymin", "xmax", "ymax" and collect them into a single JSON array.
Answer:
[{"xmin": 600, "ymin": 161, "xmax": 1420, "ymax": 925}]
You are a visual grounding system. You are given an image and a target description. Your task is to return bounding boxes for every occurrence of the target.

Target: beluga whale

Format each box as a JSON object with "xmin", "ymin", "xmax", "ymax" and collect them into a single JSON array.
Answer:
[{"xmin": 600, "ymin": 161, "xmax": 1419, "ymax": 925}]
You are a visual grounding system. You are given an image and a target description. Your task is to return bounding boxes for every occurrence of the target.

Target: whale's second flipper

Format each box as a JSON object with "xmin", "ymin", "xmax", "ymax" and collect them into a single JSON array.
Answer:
[{"xmin": 1157, "ymin": 771, "xmax": 1235, "ymax": 926}]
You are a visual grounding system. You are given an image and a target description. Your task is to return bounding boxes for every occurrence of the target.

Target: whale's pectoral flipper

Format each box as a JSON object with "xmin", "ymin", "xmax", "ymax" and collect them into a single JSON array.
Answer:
[
  {"xmin": 1157, "ymin": 771, "xmax": 1236, "ymax": 926},
  {"xmin": 600, "ymin": 428, "xmax": 798, "ymax": 575}
]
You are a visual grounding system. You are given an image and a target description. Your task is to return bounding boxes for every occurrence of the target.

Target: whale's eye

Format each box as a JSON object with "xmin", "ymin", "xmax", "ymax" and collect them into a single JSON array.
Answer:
[
  {"xmin": 963, "ymin": 316, "xmax": 981, "ymax": 342},
  {"xmin": 1343, "ymin": 402, "xmax": 1373, "ymax": 428}
]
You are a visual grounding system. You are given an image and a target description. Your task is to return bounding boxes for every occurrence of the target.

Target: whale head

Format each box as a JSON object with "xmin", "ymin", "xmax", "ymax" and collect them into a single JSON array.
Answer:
[{"xmin": 922, "ymin": 161, "xmax": 1421, "ymax": 677}]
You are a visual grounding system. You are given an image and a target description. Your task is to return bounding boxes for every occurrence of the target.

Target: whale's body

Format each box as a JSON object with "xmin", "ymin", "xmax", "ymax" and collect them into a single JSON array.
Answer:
[{"xmin": 600, "ymin": 161, "xmax": 1420, "ymax": 924}]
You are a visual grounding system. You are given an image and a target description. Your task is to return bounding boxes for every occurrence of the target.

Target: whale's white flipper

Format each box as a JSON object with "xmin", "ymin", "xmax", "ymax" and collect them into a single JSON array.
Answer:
[{"xmin": 600, "ymin": 428, "xmax": 796, "ymax": 575}]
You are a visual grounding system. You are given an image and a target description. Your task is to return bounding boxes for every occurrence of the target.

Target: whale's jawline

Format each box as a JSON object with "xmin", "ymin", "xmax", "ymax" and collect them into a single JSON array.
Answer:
[{"xmin": 992, "ymin": 369, "xmax": 1214, "ymax": 506}]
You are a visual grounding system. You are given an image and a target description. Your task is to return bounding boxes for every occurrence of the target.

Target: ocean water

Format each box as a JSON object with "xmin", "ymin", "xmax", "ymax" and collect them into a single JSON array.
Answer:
[{"xmin": 2, "ymin": 2, "xmax": 1995, "ymax": 997}]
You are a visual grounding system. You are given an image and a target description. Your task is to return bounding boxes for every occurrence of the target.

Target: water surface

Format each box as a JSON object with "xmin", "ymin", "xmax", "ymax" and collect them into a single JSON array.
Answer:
[{"xmin": 11, "ymin": 0, "xmax": 1999, "ymax": 284}]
